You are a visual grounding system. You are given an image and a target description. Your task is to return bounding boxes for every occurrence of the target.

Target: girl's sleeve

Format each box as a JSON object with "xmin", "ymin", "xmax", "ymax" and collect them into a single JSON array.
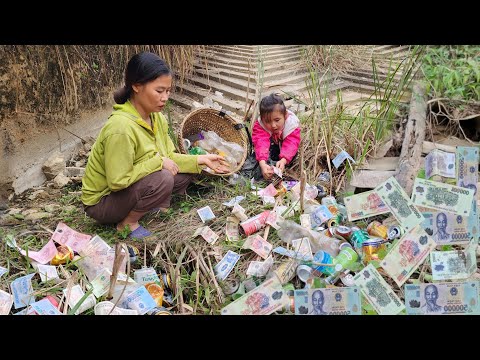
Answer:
[
  {"xmin": 279, "ymin": 127, "xmax": 301, "ymax": 164},
  {"xmin": 252, "ymin": 120, "xmax": 271, "ymax": 162}
]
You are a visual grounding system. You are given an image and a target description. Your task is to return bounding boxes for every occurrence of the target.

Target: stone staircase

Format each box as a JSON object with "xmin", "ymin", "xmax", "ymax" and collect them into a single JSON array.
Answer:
[{"xmin": 169, "ymin": 45, "xmax": 418, "ymax": 118}]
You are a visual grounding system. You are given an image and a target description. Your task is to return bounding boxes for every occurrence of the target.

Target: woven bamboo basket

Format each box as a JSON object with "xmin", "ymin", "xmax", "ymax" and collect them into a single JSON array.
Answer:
[{"xmin": 178, "ymin": 108, "xmax": 250, "ymax": 176}]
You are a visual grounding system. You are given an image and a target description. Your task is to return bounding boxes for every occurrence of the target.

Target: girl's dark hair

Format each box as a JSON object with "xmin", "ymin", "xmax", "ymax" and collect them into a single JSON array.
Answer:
[
  {"xmin": 259, "ymin": 93, "xmax": 286, "ymax": 122},
  {"xmin": 113, "ymin": 52, "xmax": 172, "ymax": 104}
]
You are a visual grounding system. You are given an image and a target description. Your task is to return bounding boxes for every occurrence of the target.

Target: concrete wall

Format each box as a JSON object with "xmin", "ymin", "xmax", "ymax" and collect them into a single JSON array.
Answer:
[{"xmin": 0, "ymin": 105, "xmax": 113, "ymax": 194}]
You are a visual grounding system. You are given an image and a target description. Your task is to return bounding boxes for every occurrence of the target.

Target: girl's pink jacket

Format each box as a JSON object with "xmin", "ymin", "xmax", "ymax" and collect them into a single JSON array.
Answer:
[{"xmin": 251, "ymin": 109, "xmax": 301, "ymax": 164}]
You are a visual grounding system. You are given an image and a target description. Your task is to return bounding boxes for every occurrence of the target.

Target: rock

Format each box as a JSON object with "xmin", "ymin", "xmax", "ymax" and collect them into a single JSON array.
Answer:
[
  {"xmin": 42, "ymin": 153, "xmax": 66, "ymax": 180},
  {"xmin": 28, "ymin": 190, "xmax": 46, "ymax": 201},
  {"xmin": 0, "ymin": 214, "xmax": 21, "ymax": 226},
  {"xmin": 53, "ymin": 173, "xmax": 71, "ymax": 188},
  {"xmin": 22, "ymin": 208, "xmax": 39, "ymax": 216},
  {"xmin": 8, "ymin": 193, "xmax": 14, "ymax": 201},
  {"xmin": 65, "ymin": 167, "xmax": 85, "ymax": 178},
  {"xmin": 7, "ymin": 208, "xmax": 22, "ymax": 215},
  {"xmin": 75, "ymin": 159, "xmax": 86, "ymax": 167},
  {"xmin": 44, "ymin": 204, "xmax": 60, "ymax": 213},
  {"xmin": 63, "ymin": 205, "xmax": 77, "ymax": 213},
  {"xmin": 25, "ymin": 212, "xmax": 53, "ymax": 221}
]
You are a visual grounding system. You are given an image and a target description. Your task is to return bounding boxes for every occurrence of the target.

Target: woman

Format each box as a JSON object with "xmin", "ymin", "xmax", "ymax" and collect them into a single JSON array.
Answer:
[{"xmin": 81, "ymin": 52, "xmax": 229, "ymax": 239}]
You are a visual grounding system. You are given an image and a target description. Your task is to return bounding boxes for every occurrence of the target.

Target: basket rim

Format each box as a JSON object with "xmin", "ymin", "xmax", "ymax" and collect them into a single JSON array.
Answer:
[{"xmin": 177, "ymin": 107, "xmax": 248, "ymax": 177}]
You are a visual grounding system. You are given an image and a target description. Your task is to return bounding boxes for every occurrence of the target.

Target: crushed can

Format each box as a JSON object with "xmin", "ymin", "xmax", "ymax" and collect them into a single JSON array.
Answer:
[
  {"xmin": 240, "ymin": 210, "xmax": 270, "ymax": 236},
  {"xmin": 50, "ymin": 245, "xmax": 74, "ymax": 265},
  {"xmin": 147, "ymin": 306, "xmax": 172, "ymax": 315},
  {"xmin": 367, "ymin": 221, "xmax": 389, "ymax": 240}
]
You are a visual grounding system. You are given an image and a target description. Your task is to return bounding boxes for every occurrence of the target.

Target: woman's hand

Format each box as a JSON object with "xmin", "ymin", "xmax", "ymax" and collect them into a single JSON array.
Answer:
[
  {"xmin": 259, "ymin": 160, "xmax": 273, "ymax": 180},
  {"xmin": 162, "ymin": 157, "xmax": 179, "ymax": 176},
  {"xmin": 198, "ymin": 154, "xmax": 230, "ymax": 173},
  {"xmin": 276, "ymin": 158, "xmax": 287, "ymax": 172}
]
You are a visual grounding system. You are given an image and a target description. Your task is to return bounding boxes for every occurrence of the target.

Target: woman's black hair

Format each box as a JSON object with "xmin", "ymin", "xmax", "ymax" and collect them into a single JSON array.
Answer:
[
  {"xmin": 259, "ymin": 93, "xmax": 286, "ymax": 123},
  {"xmin": 113, "ymin": 52, "xmax": 172, "ymax": 104}
]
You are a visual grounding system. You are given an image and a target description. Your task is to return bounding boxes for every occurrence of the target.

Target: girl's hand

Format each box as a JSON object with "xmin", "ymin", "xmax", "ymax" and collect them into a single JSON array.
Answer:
[
  {"xmin": 162, "ymin": 157, "xmax": 179, "ymax": 176},
  {"xmin": 259, "ymin": 161, "xmax": 273, "ymax": 180},
  {"xmin": 276, "ymin": 158, "xmax": 287, "ymax": 172},
  {"xmin": 198, "ymin": 154, "xmax": 230, "ymax": 173}
]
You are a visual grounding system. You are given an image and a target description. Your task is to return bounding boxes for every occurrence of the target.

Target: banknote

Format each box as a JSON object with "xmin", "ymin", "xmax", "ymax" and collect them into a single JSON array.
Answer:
[
  {"xmin": 19, "ymin": 239, "xmax": 57, "ymax": 265},
  {"xmin": 10, "ymin": 273, "xmax": 35, "ymax": 309},
  {"xmin": 89, "ymin": 268, "xmax": 112, "ymax": 298},
  {"xmin": 214, "ymin": 250, "xmax": 241, "ymax": 281},
  {"xmin": 258, "ymin": 183, "xmax": 278, "ymax": 197},
  {"xmin": 332, "ymin": 150, "xmax": 355, "ymax": 169},
  {"xmin": 421, "ymin": 211, "xmax": 476, "ymax": 245},
  {"xmin": 0, "ymin": 266, "xmax": 8, "ymax": 277},
  {"xmin": 197, "ymin": 206, "xmax": 216, "ymax": 223},
  {"xmin": 0, "ymin": 289, "xmax": 14, "ymax": 315},
  {"xmin": 243, "ymin": 234, "xmax": 272, "ymax": 260},
  {"xmin": 225, "ymin": 217, "xmax": 240, "ymax": 241},
  {"xmin": 262, "ymin": 195, "xmax": 276, "ymax": 205},
  {"xmin": 94, "ymin": 301, "xmax": 138, "ymax": 315},
  {"xmin": 310, "ymin": 205, "xmax": 334, "ymax": 228},
  {"xmin": 344, "ymin": 190, "xmax": 390, "ymax": 221},
  {"xmin": 353, "ymin": 264, "xmax": 405, "ymax": 315},
  {"xmin": 193, "ymin": 226, "xmax": 219, "ymax": 245},
  {"xmin": 272, "ymin": 258, "xmax": 298, "ymax": 285},
  {"xmin": 51, "ymin": 222, "xmax": 92, "ymax": 253},
  {"xmin": 375, "ymin": 177, "xmax": 423, "ymax": 232},
  {"xmin": 425, "ymin": 149, "xmax": 456, "ymax": 179},
  {"xmin": 381, "ymin": 226, "xmax": 436, "ymax": 287},
  {"xmin": 266, "ymin": 210, "xmax": 283, "ymax": 230},
  {"xmin": 221, "ymin": 277, "xmax": 286, "ymax": 315},
  {"xmin": 30, "ymin": 298, "xmax": 62, "ymax": 315},
  {"xmin": 36, "ymin": 264, "xmax": 59, "ymax": 282},
  {"xmin": 63, "ymin": 285, "xmax": 96, "ymax": 315},
  {"xmin": 77, "ymin": 235, "xmax": 127, "ymax": 281},
  {"xmin": 411, "ymin": 178, "xmax": 474, "ymax": 215},
  {"xmin": 300, "ymin": 214, "xmax": 312, "ymax": 229},
  {"xmin": 430, "ymin": 242, "xmax": 477, "ymax": 280},
  {"xmin": 405, "ymin": 281, "xmax": 480, "ymax": 315},
  {"xmin": 246, "ymin": 255, "xmax": 274, "ymax": 277},
  {"xmin": 232, "ymin": 204, "xmax": 248, "ymax": 221},
  {"xmin": 456, "ymin": 146, "xmax": 479, "ymax": 244},
  {"xmin": 120, "ymin": 285, "xmax": 157, "ymax": 315},
  {"xmin": 222, "ymin": 196, "xmax": 245, "ymax": 207},
  {"xmin": 294, "ymin": 287, "xmax": 361, "ymax": 315},
  {"xmin": 292, "ymin": 237, "xmax": 313, "ymax": 261}
]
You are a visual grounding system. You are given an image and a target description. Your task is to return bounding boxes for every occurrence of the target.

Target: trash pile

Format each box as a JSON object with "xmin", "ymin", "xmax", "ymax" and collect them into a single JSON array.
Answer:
[
  {"xmin": 196, "ymin": 146, "xmax": 480, "ymax": 315},
  {"xmin": 1, "ymin": 146, "xmax": 479, "ymax": 315}
]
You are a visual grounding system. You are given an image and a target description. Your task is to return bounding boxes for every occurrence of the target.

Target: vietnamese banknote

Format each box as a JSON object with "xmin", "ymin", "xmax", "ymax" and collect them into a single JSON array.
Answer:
[
  {"xmin": 246, "ymin": 255, "xmax": 274, "ymax": 277},
  {"xmin": 294, "ymin": 287, "xmax": 361, "ymax": 315},
  {"xmin": 381, "ymin": 226, "xmax": 436, "ymax": 287},
  {"xmin": 225, "ymin": 217, "xmax": 240, "ymax": 241},
  {"xmin": 10, "ymin": 273, "xmax": 35, "ymax": 309},
  {"xmin": 30, "ymin": 298, "xmax": 62, "ymax": 315},
  {"xmin": 221, "ymin": 277, "xmax": 286, "ymax": 315},
  {"xmin": 193, "ymin": 226, "xmax": 219, "ymax": 245},
  {"xmin": 405, "ymin": 281, "xmax": 480, "ymax": 315},
  {"xmin": 421, "ymin": 211, "xmax": 475, "ymax": 245},
  {"xmin": 431, "ymin": 242, "xmax": 477, "ymax": 280},
  {"xmin": 19, "ymin": 239, "xmax": 57, "ymax": 265},
  {"xmin": 36, "ymin": 264, "xmax": 60, "ymax": 283},
  {"xmin": 291, "ymin": 237, "xmax": 313, "ymax": 261},
  {"xmin": 0, "ymin": 290, "xmax": 14, "ymax": 315},
  {"xmin": 375, "ymin": 177, "xmax": 423, "ymax": 232},
  {"xmin": 94, "ymin": 301, "xmax": 138, "ymax": 315},
  {"xmin": 63, "ymin": 285, "xmax": 96, "ymax": 315},
  {"xmin": 214, "ymin": 250, "xmax": 241, "ymax": 281},
  {"xmin": 425, "ymin": 149, "xmax": 456, "ymax": 179},
  {"xmin": 120, "ymin": 285, "xmax": 157, "ymax": 315},
  {"xmin": 310, "ymin": 205, "xmax": 334, "ymax": 228},
  {"xmin": 243, "ymin": 234, "xmax": 272, "ymax": 260},
  {"xmin": 344, "ymin": 190, "xmax": 390, "ymax": 221},
  {"xmin": 51, "ymin": 222, "xmax": 92, "ymax": 253},
  {"xmin": 412, "ymin": 178, "xmax": 474, "ymax": 215},
  {"xmin": 353, "ymin": 264, "xmax": 405, "ymax": 315}
]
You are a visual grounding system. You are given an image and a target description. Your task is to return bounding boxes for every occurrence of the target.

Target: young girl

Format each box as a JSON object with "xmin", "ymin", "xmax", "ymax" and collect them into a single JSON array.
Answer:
[{"xmin": 251, "ymin": 93, "xmax": 301, "ymax": 180}]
